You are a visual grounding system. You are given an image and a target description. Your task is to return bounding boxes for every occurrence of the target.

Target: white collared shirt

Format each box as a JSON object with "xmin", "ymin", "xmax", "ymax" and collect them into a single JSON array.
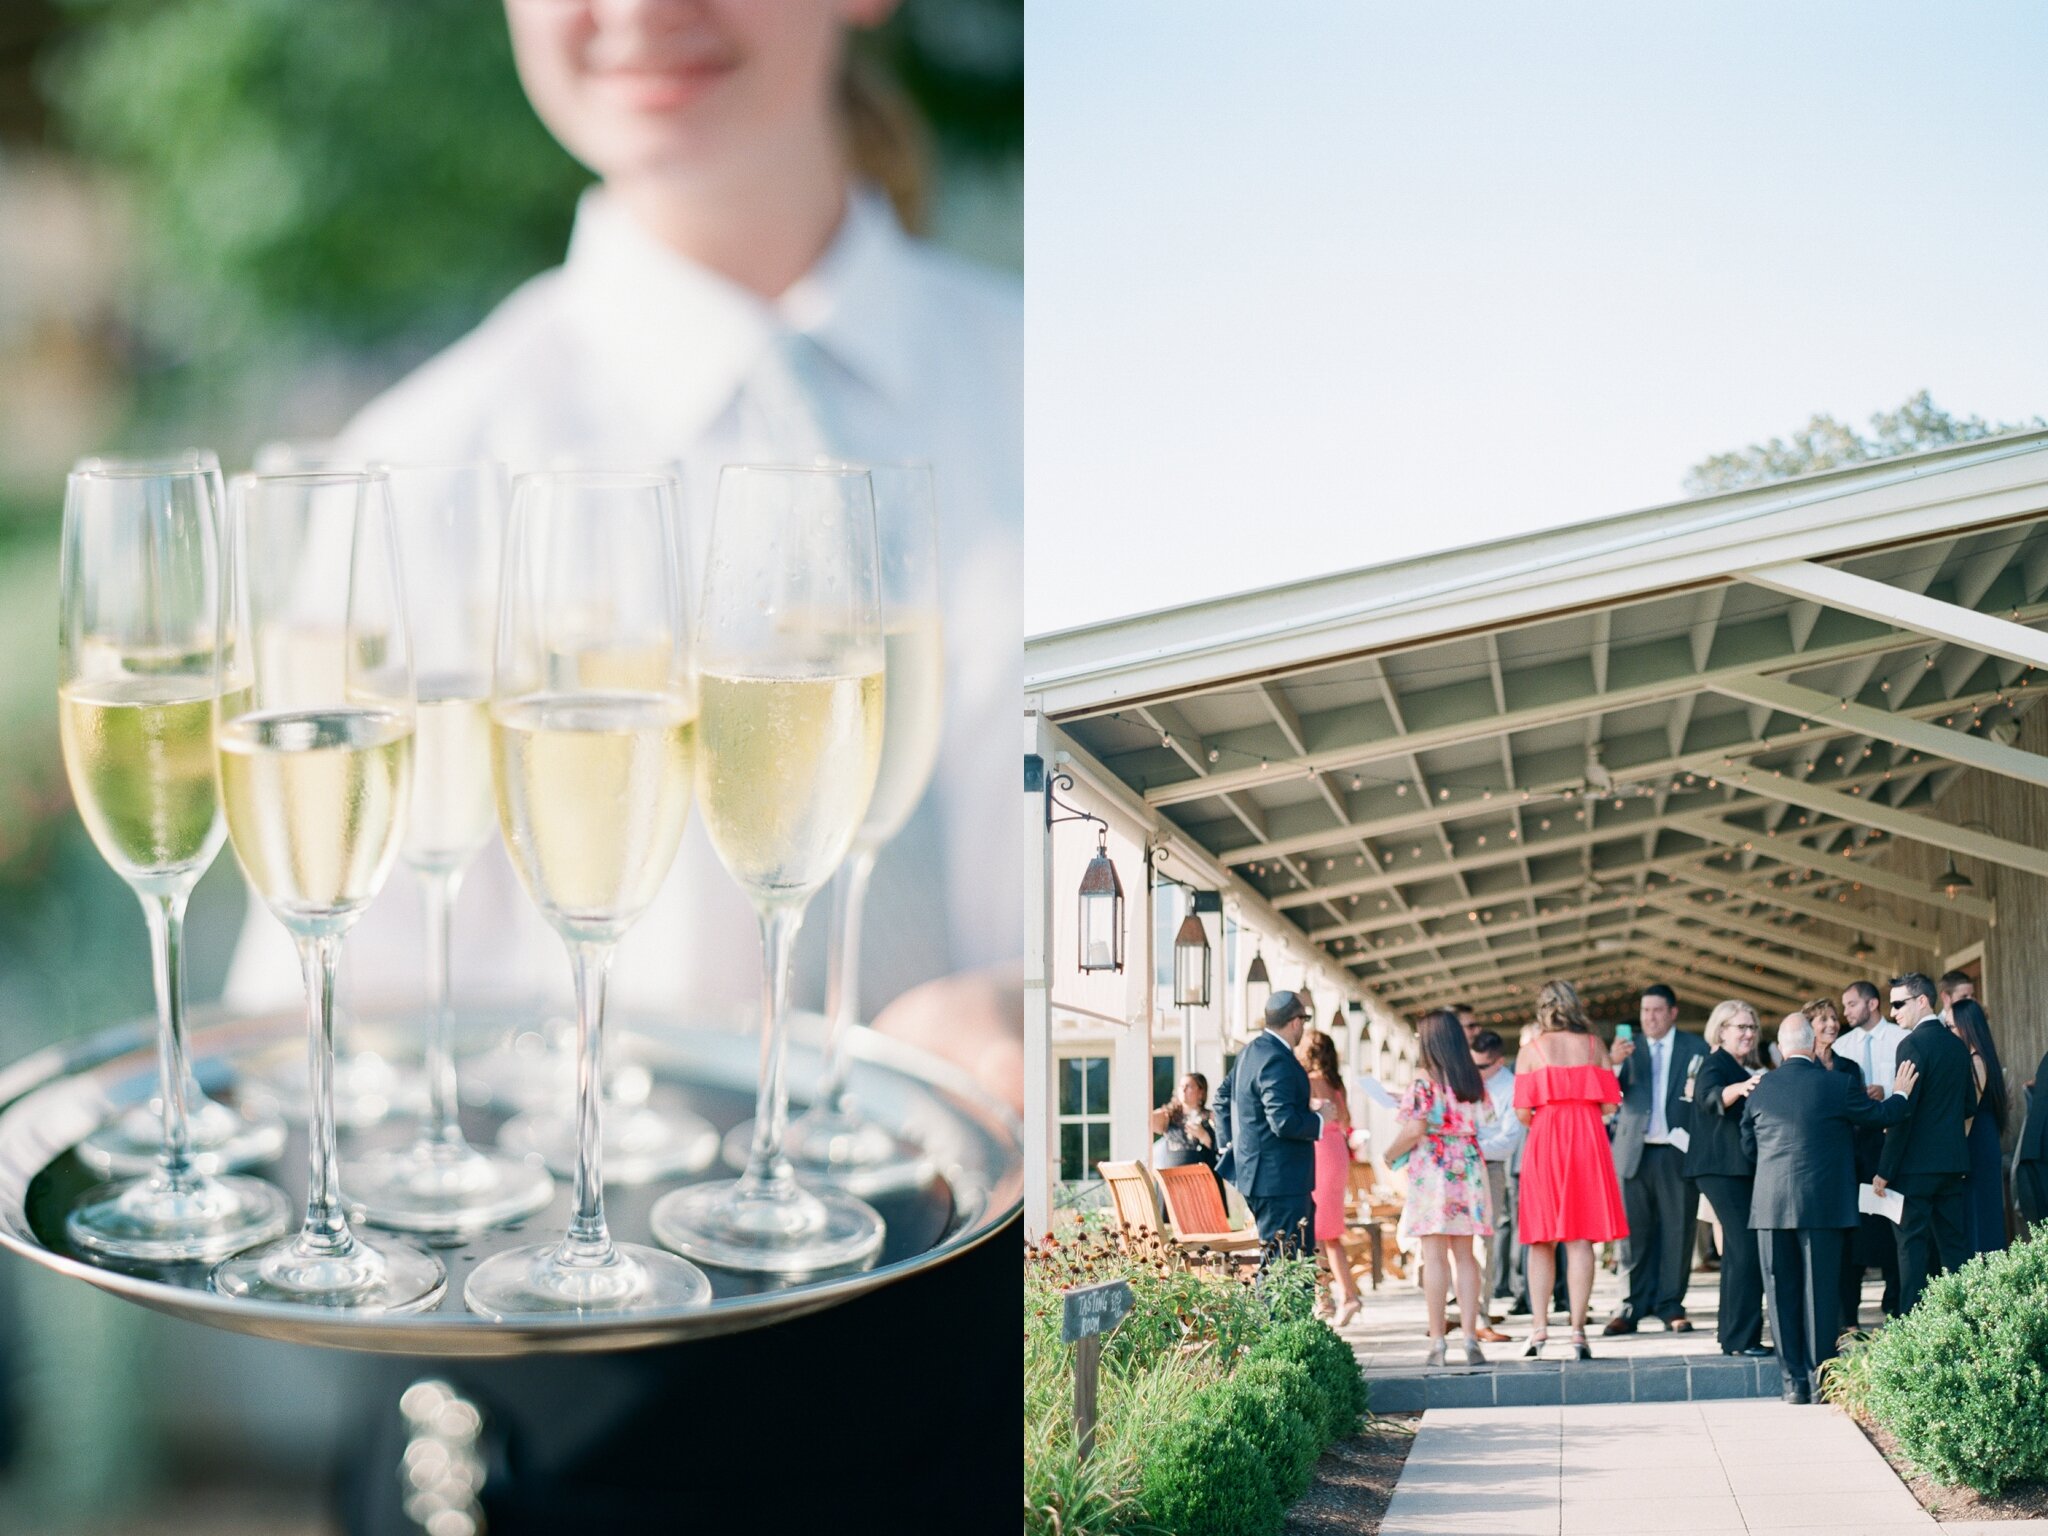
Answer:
[
  {"xmin": 1836, "ymin": 1018, "xmax": 1909, "ymax": 1094},
  {"xmin": 1478, "ymin": 1065, "xmax": 1522, "ymax": 1162},
  {"xmin": 224, "ymin": 187, "xmax": 1021, "ymax": 1026}
]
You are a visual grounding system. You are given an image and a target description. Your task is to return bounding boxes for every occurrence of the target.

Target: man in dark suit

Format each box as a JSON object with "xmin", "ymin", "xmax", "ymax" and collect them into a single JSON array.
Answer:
[
  {"xmin": 1215, "ymin": 990, "xmax": 1323, "ymax": 1261},
  {"xmin": 1606, "ymin": 983, "xmax": 1708, "ymax": 1334},
  {"xmin": 1743, "ymin": 1011, "xmax": 1918, "ymax": 1403},
  {"xmin": 1873, "ymin": 971, "xmax": 1977, "ymax": 1312}
]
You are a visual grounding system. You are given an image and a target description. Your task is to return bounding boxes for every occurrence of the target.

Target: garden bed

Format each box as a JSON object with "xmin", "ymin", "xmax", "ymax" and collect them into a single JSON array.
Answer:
[
  {"xmin": 1848, "ymin": 1410, "xmax": 2048, "ymax": 1524},
  {"xmin": 1281, "ymin": 1415, "xmax": 1419, "ymax": 1536},
  {"xmin": 1025, "ymin": 1223, "xmax": 1371, "ymax": 1536}
]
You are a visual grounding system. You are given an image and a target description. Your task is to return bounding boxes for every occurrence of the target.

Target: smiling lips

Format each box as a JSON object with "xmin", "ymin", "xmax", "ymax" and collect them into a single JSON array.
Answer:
[{"xmin": 590, "ymin": 55, "xmax": 738, "ymax": 111}]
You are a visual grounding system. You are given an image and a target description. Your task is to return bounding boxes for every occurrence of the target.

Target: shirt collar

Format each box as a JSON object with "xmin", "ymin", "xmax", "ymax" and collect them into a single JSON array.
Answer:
[{"xmin": 558, "ymin": 185, "xmax": 917, "ymax": 447}]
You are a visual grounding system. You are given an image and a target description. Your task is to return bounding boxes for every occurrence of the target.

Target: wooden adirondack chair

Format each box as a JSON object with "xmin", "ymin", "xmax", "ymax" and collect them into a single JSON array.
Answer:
[
  {"xmin": 1097, "ymin": 1160, "xmax": 1165, "ymax": 1250},
  {"xmin": 1153, "ymin": 1163, "xmax": 1264, "ymax": 1260}
]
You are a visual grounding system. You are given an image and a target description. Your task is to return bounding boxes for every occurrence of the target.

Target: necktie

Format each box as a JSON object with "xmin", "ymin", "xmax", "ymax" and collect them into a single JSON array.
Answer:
[{"xmin": 1650, "ymin": 1038, "xmax": 1667, "ymax": 1138}]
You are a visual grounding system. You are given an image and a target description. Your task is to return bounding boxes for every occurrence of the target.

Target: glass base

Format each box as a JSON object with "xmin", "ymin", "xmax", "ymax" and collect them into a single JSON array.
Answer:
[
  {"xmin": 246, "ymin": 1047, "xmax": 423, "ymax": 1130},
  {"xmin": 721, "ymin": 1108, "xmax": 933, "ymax": 1199},
  {"xmin": 463, "ymin": 1239, "xmax": 712, "ymax": 1321},
  {"xmin": 77, "ymin": 1091, "xmax": 288, "ymax": 1178},
  {"xmin": 210, "ymin": 1229, "xmax": 446, "ymax": 1312},
  {"xmin": 67, "ymin": 1171, "xmax": 293, "ymax": 1265},
  {"xmin": 342, "ymin": 1140, "xmax": 555, "ymax": 1234},
  {"xmin": 496, "ymin": 1088, "xmax": 719, "ymax": 1185},
  {"xmin": 649, "ymin": 1177, "xmax": 886, "ymax": 1276}
]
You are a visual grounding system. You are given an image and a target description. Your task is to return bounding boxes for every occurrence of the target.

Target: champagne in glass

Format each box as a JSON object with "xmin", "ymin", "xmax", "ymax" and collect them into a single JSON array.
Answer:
[
  {"xmin": 650, "ymin": 464, "xmax": 889, "ymax": 1274},
  {"xmin": 208, "ymin": 471, "xmax": 445, "ymax": 1311},
  {"xmin": 724, "ymin": 462, "xmax": 944, "ymax": 1188},
  {"xmin": 339, "ymin": 462, "xmax": 554, "ymax": 1234},
  {"xmin": 60, "ymin": 453, "xmax": 293, "ymax": 1263},
  {"xmin": 463, "ymin": 470, "xmax": 711, "ymax": 1319}
]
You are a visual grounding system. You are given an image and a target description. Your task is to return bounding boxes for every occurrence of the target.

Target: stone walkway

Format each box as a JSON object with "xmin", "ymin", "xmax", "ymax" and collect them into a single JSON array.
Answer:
[{"xmin": 1380, "ymin": 1401, "xmax": 2040, "ymax": 1534}]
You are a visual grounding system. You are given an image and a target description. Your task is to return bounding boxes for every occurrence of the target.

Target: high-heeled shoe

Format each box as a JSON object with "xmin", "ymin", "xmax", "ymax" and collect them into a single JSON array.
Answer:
[
  {"xmin": 1462, "ymin": 1337, "xmax": 1486, "ymax": 1366},
  {"xmin": 1332, "ymin": 1297, "xmax": 1362, "ymax": 1328},
  {"xmin": 1523, "ymin": 1330, "xmax": 1548, "ymax": 1359},
  {"xmin": 1425, "ymin": 1337, "xmax": 1447, "ymax": 1367},
  {"xmin": 1571, "ymin": 1328, "xmax": 1592, "ymax": 1361}
]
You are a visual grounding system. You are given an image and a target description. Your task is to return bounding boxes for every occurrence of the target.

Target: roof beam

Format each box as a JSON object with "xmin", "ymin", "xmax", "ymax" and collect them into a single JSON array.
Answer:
[
  {"xmin": 1713, "ymin": 671, "xmax": 2048, "ymax": 792},
  {"xmin": 1706, "ymin": 761, "xmax": 2048, "ymax": 882},
  {"xmin": 1747, "ymin": 559, "xmax": 2048, "ymax": 673},
  {"xmin": 1630, "ymin": 916, "xmax": 1842, "ymax": 992},
  {"xmin": 1658, "ymin": 860, "xmax": 1937, "ymax": 951},
  {"xmin": 1637, "ymin": 892, "xmax": 1862, "ymax": 970},
  {"xmin": 1668, "ymin": 810, "xmax": 1997, "ymax": 924}
]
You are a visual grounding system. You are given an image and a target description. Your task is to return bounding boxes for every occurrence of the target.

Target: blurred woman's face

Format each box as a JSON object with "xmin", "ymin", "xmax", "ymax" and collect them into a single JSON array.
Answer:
[
  {"xmin": 1813, "ymin": 1012, "xmax": 1840, "ymax": 1049},
  {"xmin": 503, "ymin": 0, "xmax": 893, "ymax": 182},
  {"xmin": 1178, "ymin": 1076, "xmax": 1205, "ymax": 1110},
  {"xmin": 1725, "ymin": 1021, "xmax": 1759, "ymax": 1059}
]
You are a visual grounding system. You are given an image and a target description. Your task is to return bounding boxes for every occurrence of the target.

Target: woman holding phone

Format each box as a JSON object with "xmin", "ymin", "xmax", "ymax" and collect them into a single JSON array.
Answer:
[{"xmin": 1513, "ymin": 979, "xmax": 1628, "ymax": 1359}]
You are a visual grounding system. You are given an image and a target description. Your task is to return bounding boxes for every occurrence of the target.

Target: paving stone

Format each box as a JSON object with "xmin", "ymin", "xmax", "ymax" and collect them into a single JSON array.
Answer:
[{"xmin": 1560, "ymin": 1363, "xmax": 1634, "ymax": 1404}]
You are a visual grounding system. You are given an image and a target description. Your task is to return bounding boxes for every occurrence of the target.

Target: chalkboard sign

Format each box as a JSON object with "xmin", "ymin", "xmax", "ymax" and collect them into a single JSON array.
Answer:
[{"xmin": 1061, "ymin": 1279, "xmax": 1133, "ymax": 1344}]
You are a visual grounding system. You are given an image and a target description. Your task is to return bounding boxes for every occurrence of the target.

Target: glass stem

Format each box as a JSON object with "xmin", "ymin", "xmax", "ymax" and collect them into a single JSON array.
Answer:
[
  {"xmin": 295, "ymin": 933, "xmax": 353, "ymax": 1255},
  {"xmin": 816, "ymin": 848, "xmax": 877, "ymax": 1118},
  {"xmin": 739, "ymin": 904, "xmax": 807, "ymax": 1199},
  {"xmin": 141, "ymin": 889, "xmax": 195, "ymax": 1192},
  {"xmin": 419, "ymin": 867, "xmax": 466, "ymax": 1152},
  {"xmin": 560, "ymin": 940, "xmax": 616, "ymax": 1265}
]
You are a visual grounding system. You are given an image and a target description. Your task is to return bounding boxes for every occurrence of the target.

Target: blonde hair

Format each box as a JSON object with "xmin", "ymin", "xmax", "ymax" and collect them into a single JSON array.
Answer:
[
  {"xmin": 1534, "ymin": 979, "xmax": 1591, "ymax": 1034},
  {"xmin": 841, "ymin": 55, "xmax": 931, "ymax": 234},
  {"xmin": 1703, "ymin": 999, "xmax": 1759, "ymax": 1051}
]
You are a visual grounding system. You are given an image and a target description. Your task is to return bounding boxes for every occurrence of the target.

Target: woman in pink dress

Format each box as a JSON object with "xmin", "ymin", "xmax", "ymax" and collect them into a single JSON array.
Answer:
[
  {"xmin": 1385, "ymin": 1009, "xmax": 1493, "ymax": 1366},
  {"xmin": 1514, "ymin": 979, "xmax": 1628, "ymax": 1360},
  {"xmin": 1298, "ymin": 1029, "xmax": 1363, "ymax": 1326}
]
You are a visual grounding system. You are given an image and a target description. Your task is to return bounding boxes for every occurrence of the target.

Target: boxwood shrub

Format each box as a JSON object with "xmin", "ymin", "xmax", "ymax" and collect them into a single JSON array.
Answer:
[
  {"xmin": 1824, "ymin": 1233, "xmax": 2048, "ymax": 1495},
  {"xmin": 1136, "ymin": 1413, "xmax": 1283, "ymax": 1536}
]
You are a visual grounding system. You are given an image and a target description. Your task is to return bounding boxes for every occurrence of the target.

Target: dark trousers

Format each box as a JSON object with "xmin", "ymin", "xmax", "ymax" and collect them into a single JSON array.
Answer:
[
  {"xmin": 1895, "ymin": 1174, "xmax": 1970, "ymax": 1313},
  {"xmin": 1846, "ymin": 1213, "xmax": 1901, "ymax": 1320},
  {"xmin": 1759, "ymin": 1227, "xmax": 1845, "ymax": 1400},
  {"xmin": 1485, "ymin": 1160, "xmax": 1515, "ymax": 1300},
  {"xmin": 1246, "ymin": 1191, "xmax": 1315, "ymax": 1266},
  {"xmin": 1695, "ymin": 1175, "xmax": 1763, "ymax": 1353},
  {"xmin": 1621, "ymin": 1144, "xmax": 1699, "ymax": 1322}
]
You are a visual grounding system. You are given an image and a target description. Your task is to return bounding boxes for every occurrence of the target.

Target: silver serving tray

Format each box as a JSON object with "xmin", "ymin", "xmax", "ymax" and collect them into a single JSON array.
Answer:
[{"xmin": 0, "ymin": 1008, "xmax": 1020, "ymax": 1356}]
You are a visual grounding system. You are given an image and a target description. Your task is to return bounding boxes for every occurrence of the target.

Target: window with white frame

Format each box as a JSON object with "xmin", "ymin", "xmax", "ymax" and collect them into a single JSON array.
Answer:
[{"xmin": 1055, "ymin": 1053, "xmax": 1113, "ymax": 1185}]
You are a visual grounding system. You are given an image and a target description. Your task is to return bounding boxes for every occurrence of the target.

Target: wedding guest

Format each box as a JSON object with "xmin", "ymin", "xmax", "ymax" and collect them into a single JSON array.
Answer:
[
  {"xmin": 1216, "ymin": 992, "xmax": 1322, "ymax": 1263},
  {"xmin": 1808, "ymin": 996, "xmax": 1874, "ymax": 1325},
  {"xmin": 1685, "ymin": 1001, "xmax": 1770, "ymax": 1359},
  {"xmin": 1150, "ymin": 1072, "xmax": 1223, "ymax": 1198},
  {"xmin": 1513, "ymin": 981, "xmax": 1627, "ymax": 1360},
  {"xmin": 1742, "ymin": 1013, "xmax": 1918, "ymax": 1403},
  {"xmin": 1946, "ymin": 998, "xmax": 2010, "ymax": 1258},
  {"xmin": 1606, "ymin": 984, "xmax": 1706, "ymax": 1335},
  {"xmin": 1385, "ymin": 1010, "xmax": 1492, "ymax": 1365},
  {"xmin": 1505, "ymin": 1023, "xmax": 1567, "ymax": 1318},
  {"xmin": 1471, "ymin": 1029, "xmax": 1521, "ymax": 1341},
  {"xmin": 1939, "ymin": 971, "xmax": 1976, "ymax": 1008},
  {"xmin": 1835, "ymin": 980, "xmax": 1906, "ymax": 1315},
  {"xmin": 1874, "ymin": 974, "xmax": 1974, "ymax": 1312},
  {"xmin": 2016, "ymin": 1044, "xmax": 2048, "ymax": 1232},
  {"xmin": 1298, "ymin": 1030, "xmax": 1364, "ymax": 1326}
]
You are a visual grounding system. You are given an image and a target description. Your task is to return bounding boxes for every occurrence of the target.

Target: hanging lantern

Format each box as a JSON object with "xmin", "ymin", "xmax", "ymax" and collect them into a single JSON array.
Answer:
[
  {"xmin": 1077, "ymin": 828, "xmax": 1124, "ymax": 972},
  {"xmin": 1850, "ymin": 934, "xmax": 1876, "ymax": 962},
  {"xmin": 1245, "ymin": 949, "xmax": 1272, "ymax": 1024},
  {"xmin": 1933, "ymin": 856, "xmax": 1973, "ymax": 900},
  {"xmin": 1172, "ymin": 908, "xmax": 1211, "ymax": 1008}
]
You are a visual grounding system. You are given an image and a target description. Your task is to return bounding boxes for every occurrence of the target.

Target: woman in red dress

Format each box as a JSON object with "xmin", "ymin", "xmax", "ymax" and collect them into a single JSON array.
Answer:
[{"xmin": 1514, "ymin": 979, "xmax": 1628, "ymax": 1359}]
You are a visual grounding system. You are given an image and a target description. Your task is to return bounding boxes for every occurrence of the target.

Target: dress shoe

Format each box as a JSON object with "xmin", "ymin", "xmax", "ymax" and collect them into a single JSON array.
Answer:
[
  {"xmin": 1664, "ymin": 1315, "xmax": 1694, "ymax": 1333},
  {"xmin": 1475, "ymin": 1326, "xmax": 1511, "ymax": 1343},
  {"xmin": 1725, "ymin": 1346, "xmax": 1774, "ymax": 1358},
  {"xmin": 1602, "ymin": 1316, "xmax": 1637, "ymax": 1336},
  {"xmin": 1782, "ymin": 1386, "xmax": 1811, "ymax": 1405},
  {"xmin": 1507, "ymin": 1299, "xmax": 1532, "ymax": 1316}
]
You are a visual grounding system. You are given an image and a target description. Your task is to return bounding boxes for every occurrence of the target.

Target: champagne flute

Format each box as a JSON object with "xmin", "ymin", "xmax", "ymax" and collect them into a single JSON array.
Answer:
[
  {"xmin": 462, "ymin": 470, "xmax": 711, "ymax": 1318},
  {"xmin": 339, "ymin": 462, "xmax": 554, "ymax": 1233},
  {"xmin": 721, "ymin": 462, "xmax": 943, "ymax": 1189},
  {"xmin": 208, "ymin": 471, "xmax": 445, "ymax": 1310},
  {"xmin": 58, "ymin": 453, "xmax": 294, "ymax": 1262},
  {"xmin": 650, "ymin": 464, "xmax": 889, "ymax": 1274}
]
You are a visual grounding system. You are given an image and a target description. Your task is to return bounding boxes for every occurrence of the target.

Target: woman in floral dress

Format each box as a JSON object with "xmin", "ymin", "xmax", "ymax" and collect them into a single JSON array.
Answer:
[{"xmin": 1386, "ymin": 1009, "xmax": 1493, "ymax": 1365}]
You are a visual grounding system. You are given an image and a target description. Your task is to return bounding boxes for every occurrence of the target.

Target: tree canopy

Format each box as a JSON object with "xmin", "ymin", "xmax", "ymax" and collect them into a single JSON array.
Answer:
[{"xmin": 1685, "ymin": 391, "xmax": 2046, "ymax": 496}]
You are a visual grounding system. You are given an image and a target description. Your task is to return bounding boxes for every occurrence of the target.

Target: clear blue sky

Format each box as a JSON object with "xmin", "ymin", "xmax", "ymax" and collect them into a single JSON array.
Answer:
[{"xmin": 1025, "ymin": 1, "xmax": 2048, "ymax": 635}]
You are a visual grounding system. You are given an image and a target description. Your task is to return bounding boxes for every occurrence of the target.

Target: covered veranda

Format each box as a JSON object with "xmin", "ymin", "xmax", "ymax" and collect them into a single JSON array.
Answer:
[{"xmin": 1023, "ymin": 431, "xmax": 2048, "ymax": 1241}]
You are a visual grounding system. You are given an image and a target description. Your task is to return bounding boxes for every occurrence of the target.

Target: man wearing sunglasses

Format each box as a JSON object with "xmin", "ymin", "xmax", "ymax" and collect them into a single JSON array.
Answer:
[{"xmin": 1871, "ymin": 972, "xmax": 1976, "ymax": 1312}]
